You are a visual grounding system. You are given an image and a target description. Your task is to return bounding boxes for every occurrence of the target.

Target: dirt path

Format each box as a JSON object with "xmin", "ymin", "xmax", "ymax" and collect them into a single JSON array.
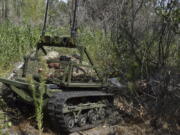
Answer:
[{"xmin": 70, "ymin": 125, "xmax": 115, "ymax": 135}]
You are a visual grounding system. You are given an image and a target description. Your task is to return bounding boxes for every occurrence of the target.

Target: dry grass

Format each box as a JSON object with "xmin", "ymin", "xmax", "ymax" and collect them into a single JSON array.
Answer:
[{"xmin": 11, "ymin": 120, "xmax": 55, "ymax": 135}]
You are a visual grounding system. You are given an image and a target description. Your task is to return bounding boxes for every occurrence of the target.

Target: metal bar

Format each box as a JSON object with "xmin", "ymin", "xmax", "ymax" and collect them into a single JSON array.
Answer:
[
  {"xmin": 22, "ymin": 56, "xmax": 29, "ymax": 77},
  {"xmin": 71, "ymin": 0, "xmax": 78, "ymax": 38},
  {"xmin": 41, "ymin": 0, "xmax": 50, "ymax": 36},
  {"xmin": 67, "ymin": 63, "xmax": 72, "ymax": 85},
  {"xmin": 83, "ymin": 47, "xmax": 102, "ymax": 80},
  {"xmin": 63, "ymin": 103, "xmax": 106, "ymax": 113},
  {"xmin": 63, "ymin": 82, "xmax": 105, "ymax": 88},
  {"xmin": 62, "ymin": 64, "xmax": 70, "ymax": 83}
]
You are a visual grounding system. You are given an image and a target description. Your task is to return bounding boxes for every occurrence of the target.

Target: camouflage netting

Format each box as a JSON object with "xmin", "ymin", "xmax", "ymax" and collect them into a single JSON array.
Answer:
[
  {"xmin": 39, "ymin": 36, "xmax": 76, "ymax": 48},
  {"xmin": 23, "ymin": 50, "xmax": 98, "ymax": 83}
]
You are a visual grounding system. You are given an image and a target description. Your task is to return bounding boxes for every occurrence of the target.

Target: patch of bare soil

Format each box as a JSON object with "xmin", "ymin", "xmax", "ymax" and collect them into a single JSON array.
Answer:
[
  {"xmin": 7, "ymin": 115, "xmax": 179, "ymax": 135},
  {"xmin": 73, "ymin": 119, "xmax": 180, "ymax": 135},
  {"xmin": 8, "ymin": 120, "xmax": 54, "ymax": 135}
]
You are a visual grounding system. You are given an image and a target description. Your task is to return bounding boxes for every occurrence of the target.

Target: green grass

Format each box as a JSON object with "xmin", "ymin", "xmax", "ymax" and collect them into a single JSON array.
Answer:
[
  {"xmin": 0, "ymin": 22, "xmax": 117, "ymax": 78},
  {"xmin": 0, "ymin": 22, "xmax": 40, "ymax": 76},
  {"xmin": 27, "ymin": 58, "xmax": 48, "ymax": 134},
  {"xmin": 0, "ymin": 20, "xmax": 179, "ymax": 80}
]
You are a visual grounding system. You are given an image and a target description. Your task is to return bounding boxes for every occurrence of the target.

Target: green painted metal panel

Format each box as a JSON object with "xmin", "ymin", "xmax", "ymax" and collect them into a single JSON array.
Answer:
[
  {"xmin": 0, "ymin": 78, "xmax": 29, "ymax": 89},
  {"xmin": 10, "ymin": 86, "xmax": 33, "ymax": 102},
  {"xmin": 64, "ymin": 82, "xmax": 105, "ymax": 88},
  {"xmin": 63, "ymin": 103, "xmax": 106, "ymax": 113}
]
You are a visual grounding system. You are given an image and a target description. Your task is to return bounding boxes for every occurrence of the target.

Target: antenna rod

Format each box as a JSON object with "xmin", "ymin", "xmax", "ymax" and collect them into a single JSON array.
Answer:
[
  {"xmin": 71, "ymin": 0, "xmax": 78, "ymax": 38},
  {"xmin": 42, "ymin": 0, "xmax": 50, "ymax": 36}
]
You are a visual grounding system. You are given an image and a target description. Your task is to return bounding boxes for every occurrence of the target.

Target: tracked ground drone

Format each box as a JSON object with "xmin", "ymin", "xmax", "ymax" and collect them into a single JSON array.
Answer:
[{"xmin": 0, "ymin": 0, "xmax": 122, "ymax": 133}]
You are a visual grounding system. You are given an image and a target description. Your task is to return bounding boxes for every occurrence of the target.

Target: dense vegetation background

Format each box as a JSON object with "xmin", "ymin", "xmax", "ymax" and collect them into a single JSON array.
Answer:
[
  {"xmin": 0, "ymin": 0, "xmax": 179, "ymax": 134},
  {"xmin": 0, "ymin": 0, "xmax": 179, "ymax": 78}
]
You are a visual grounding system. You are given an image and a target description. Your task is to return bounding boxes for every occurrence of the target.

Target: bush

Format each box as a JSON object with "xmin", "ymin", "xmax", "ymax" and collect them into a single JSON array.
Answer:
[{"xmin": 0, "ymin": 22, "xmax": 40, "ymax": 75}]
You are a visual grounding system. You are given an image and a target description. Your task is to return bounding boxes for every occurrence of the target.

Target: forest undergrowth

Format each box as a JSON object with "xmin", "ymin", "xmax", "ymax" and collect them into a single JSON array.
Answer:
[
  {"xmin": 0, "ymin": 21, "xmax": 180, "ymax": 134},
  {"xmin": 0, "ymin": 22, "xmax": 40, "ymax": 76},
  {"xmin": 0, "ymin": 22, "xmax": 179, "ymax": 135}
]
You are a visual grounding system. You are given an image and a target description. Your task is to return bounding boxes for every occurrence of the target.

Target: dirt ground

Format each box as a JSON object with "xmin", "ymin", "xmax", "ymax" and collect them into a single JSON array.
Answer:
[{"xmin": 5, "ymin": 117, "xmax": 179, "ymax": 135}]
